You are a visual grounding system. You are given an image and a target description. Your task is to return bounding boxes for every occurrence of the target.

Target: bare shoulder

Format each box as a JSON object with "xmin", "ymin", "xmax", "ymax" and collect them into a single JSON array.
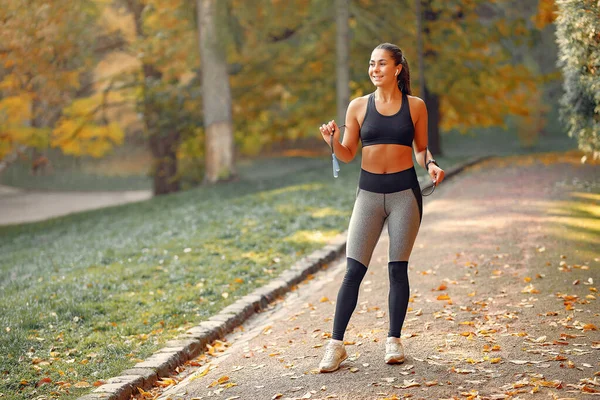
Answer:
[
  {"xmin": 348, "ymin": 95, "xmax": 369, "ymax": 111},
  {"xmin": 346, "ymin": 95, "xmax": 370, "ymax": 124},
  {"xmin": 407, "ymin": 94, "xmax": 426, "ymax": 109}
]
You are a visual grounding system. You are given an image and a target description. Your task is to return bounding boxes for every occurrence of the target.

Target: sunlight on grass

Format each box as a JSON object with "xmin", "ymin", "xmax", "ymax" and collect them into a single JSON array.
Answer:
[
  {"xmin": 260, "ymin": 182, "xmax": 325, "ymax": 198},
  {"xmin": 284, "ymin": 229, "xmax": 339, "ymax": 246},
  {"xmin": 310, "ymin": 207, "xmax": 348, "ymax": 218},
  {"xmin": 569, "ymin": 191, "xmax": 600, "ymax": 205}
]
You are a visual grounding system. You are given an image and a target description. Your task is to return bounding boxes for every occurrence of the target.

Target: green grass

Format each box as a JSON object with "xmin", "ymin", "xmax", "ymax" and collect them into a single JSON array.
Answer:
[
  {"xmin": 0, "ymin": 162, "xmax": 153, "ymax": 191},
  {"xmin": 0, "ymin": 154, "xmax": 463, "ymax": 399}
]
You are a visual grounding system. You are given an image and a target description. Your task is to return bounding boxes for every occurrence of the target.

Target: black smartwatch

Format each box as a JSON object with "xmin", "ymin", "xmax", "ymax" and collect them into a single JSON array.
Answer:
[{"xmin": 425, "ymin": 159, "xmax": 439, "ymax": 172}]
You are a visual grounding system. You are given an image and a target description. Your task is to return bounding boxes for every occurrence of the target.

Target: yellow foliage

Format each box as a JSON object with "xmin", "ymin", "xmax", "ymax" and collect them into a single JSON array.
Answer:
[
  {"xmin": 532, "ymin": 0, "xmax": 558, "ymax": 30},
  {"xmin": 0, "ymin": 96, "xmax": 32, "ymax": 124}
]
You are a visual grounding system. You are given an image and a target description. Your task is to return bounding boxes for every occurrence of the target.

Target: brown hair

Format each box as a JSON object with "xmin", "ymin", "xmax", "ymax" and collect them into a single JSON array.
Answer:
[{"xmin": 375, "ymin": 43, "xmax": 411, "ymax": 95}]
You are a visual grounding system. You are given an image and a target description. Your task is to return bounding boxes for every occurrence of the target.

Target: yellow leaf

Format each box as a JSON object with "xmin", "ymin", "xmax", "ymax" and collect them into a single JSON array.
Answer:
[
  {"xmin": 319, "ymin": 296, "xmax": 329, "ymax": 303},
  {"xmin": 73, "ymin": 381, "xmax": 91, "ymax": 388},
  {"xmin": 437, "ymin": 294, "xmax": 451, "ymax": 301}
]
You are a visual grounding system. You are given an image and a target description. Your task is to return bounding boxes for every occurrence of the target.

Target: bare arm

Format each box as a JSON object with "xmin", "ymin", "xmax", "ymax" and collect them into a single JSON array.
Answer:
[
  {"xmin": 411, "ymin": 97, "xmax": 445, "ymax": 185},
  {"xmin": 319, "ymin": 98, "xmax": 363, "ymax": 163},
  {"xmin": 411, "ymin": 96, "xmax": 433, "ymax": 169}
]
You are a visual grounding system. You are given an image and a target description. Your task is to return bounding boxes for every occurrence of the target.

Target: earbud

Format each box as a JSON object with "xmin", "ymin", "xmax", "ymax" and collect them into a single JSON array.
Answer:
[{"xmin": 395, "ymin": 71, "xmax": 399, "ymax": 76}]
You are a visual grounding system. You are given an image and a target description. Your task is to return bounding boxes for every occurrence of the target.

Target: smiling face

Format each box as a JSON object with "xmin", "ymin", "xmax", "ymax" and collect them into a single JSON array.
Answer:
[{"xmin": 369, "ymin": 49, "xmax": 400, "ymax": 88}]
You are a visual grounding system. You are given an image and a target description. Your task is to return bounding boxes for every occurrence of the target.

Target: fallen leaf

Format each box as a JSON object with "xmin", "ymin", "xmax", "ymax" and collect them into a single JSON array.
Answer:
[
  {"xmin": 535, "ymin": 380, "xmax": 562, "ymax": 388},
  {"xmin": 36, "ymin": 377, "xmax": 52, "ymax": 387},
  {"xmin": 582, "ymin": 323, "xmax": 597, "ymax": 331},
  {"xmin": 73, "ymin": 381, "xmax": 91, "ymax": 388},
  {"xmin": 395, "ymin": 379, "xmax": 420, "ymax": 389},
  {"xmin": 156, "ymin": 378, "xmax": 177, "ymax": 387}
]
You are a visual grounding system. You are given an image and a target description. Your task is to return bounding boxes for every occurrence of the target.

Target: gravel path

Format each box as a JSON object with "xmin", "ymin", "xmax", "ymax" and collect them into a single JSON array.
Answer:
[{"xmin": 153, "ymin": 157, "xmax": 599, "ymax": 400}]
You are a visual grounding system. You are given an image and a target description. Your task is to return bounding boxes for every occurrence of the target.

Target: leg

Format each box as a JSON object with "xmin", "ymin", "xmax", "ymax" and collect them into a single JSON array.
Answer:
[
  {"xmin": 385, "ymin": 189, "xmax": 421, "ymax": 338},
  {"xmin": 320, "ymin": 189, "xmax": 385, "ymax": 372},
  {"xmin": 332, "ymin": 258, "xmax": 368, "ymax": 340},
  {"xmin": 388, "ymin": 261, "xmax": 409, "ymax": 338},
  {"xmin": 333, "ymin": 189, "xmax": 386, "ymax": 340}
]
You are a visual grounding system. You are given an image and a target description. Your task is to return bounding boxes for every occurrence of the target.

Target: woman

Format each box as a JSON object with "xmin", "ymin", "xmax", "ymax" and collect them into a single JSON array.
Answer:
[{"xmin": 318, "ymin": 43, "xmax": 445, "ymax": 372}]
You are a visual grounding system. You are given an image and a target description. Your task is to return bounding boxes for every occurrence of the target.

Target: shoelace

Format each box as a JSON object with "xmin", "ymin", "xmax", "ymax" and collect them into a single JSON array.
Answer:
[{"xmin": 324, "ymin": 343, "xmax": 343, "ymax": 359}]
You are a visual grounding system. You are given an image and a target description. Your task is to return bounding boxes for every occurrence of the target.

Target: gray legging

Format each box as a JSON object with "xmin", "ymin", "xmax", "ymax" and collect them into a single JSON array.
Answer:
[
  {"xmin": 332, "ymin": 167, "xmax": 422, "ymax": 340},
  {"xmin": 346, "ymin": 187, "xmax": 421, "ymax": 266}
]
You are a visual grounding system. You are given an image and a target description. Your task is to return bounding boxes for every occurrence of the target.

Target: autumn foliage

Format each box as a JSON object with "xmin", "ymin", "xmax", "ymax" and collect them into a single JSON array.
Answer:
[{"xmin": 1, "ymin": 0, "xmax": 566, "ymax": 180}]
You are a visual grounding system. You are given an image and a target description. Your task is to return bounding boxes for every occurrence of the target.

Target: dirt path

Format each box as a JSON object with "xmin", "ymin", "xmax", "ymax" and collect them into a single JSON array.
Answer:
[
  {"xmin": 149, "ymin": 157, "xmax": 599, "ymax": 400},
  {"xmin": 0, "ymin": 185, "xmax": 152, "ymax": 226}
]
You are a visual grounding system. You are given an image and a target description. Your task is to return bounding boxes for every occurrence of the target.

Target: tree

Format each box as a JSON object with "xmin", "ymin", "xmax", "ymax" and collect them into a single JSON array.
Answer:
[
  {"xmin": 0, "ymin": 1, "xmax": 123, "ymax": 171},
  {"xmin": 197, "ymin": 0, "xmax": 236, "ymax": 183},
  {"xmin": 555, "ymin": 0, "xmax": 600, "ymax": 157},
  {"xmin": 336, "ymin": 0, "xmax": 350, "ymax": 126},
  {"xmin": 116, "ymin": 0, "xmax": 200, "ymax": 194}
]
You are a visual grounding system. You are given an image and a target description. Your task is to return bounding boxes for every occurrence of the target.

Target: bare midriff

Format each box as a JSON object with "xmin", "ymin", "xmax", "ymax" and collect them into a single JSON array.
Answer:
[{"xmin": 361, "ymin": 144, "xmax": 414, "ymax": 174}]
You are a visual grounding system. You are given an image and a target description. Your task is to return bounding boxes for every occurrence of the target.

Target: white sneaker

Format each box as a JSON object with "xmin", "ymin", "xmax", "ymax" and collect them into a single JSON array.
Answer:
[
  {"xmin": 319, "ymin": 340, "xmax": 348, "ymax": 372},
  {"xmin": 385, "ymin": 337, "xmax": 405, "ymax": 364}
]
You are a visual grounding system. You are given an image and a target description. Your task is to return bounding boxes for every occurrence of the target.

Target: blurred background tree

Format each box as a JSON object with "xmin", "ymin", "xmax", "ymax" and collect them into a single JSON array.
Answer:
[
  {"xmin": 0, "ymin": 0, "xmax": 122, "ymax": 172},
  {"xmin": 555, "ymin": 0, "xmax": 599, "ymax": 158},
  {"xmin": 0, "ymin": 0, "xmax": 581, "ymax": 194}
]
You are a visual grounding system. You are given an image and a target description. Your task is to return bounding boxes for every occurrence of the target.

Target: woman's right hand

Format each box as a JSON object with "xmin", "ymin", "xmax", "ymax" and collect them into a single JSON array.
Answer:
[{"xmin": 319, "ymin": 120, "xmax": 339, "ymax": 145}]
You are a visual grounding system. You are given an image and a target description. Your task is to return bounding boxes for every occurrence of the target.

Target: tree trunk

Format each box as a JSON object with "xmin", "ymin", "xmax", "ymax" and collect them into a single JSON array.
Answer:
[
  {"xmin": 141, "ymin": 64, "xmax": 182, "ymax": 196},
  {"xmin": 422, "ymin": 0, "xmax": 442, "ymax": 156},
  {"xmin": 149, "ymin": 131, "xmax": 181, "ymax": 195},
  {"xmin": 424, "ymin": 85, "xmax": 442, "ymax": 155},
  {"xmin": 335, "ymin": 0, "xmax": 350, "ymax": 126},
  {"xmin": 126, "ymin": 0, "xmax": 181, "ymax": 196},
  {"xmin": 197, "ymin": 0, "xmax": 235, "ymax": 184}
]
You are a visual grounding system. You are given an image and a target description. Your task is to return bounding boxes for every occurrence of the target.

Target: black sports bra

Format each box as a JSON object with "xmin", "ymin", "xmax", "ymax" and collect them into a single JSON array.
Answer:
[{"xmin": 359, "ymin": 92, "xmax": 414, "ymax": 147}]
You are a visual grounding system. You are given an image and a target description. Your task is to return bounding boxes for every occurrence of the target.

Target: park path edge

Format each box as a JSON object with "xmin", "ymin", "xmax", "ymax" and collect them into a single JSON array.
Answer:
[{"xmin": 76, "ymin": 155, "xmax": 491, "ymax": 400}]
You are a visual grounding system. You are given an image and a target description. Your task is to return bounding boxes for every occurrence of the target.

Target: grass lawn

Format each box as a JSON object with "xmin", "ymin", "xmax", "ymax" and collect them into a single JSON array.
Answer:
[{"xmin": 0, "ymin": 153, "xmax": 465, "ymax": 399}]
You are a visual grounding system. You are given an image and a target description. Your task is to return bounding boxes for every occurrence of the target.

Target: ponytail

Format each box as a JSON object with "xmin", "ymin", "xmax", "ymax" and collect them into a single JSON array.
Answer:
[
  {"xmin": 375, "ymin": 43, "xmax": 412, "ymax": 95},
  {"xmin": 398, "ymin": 56, "xmax": 411, "ymax": 95}
]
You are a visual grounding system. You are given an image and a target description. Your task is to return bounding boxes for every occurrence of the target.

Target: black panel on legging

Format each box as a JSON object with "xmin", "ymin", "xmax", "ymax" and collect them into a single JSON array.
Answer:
[
  {"xmin": 410, "ymin": 186, "xmax": 423, "ymax": 222},
  {"xmin": 332, "ymin": 257, "xmax": 367, "ymax": 341},
  {"xmin": 388, "ymin": 261, "xmax": 410, "ymax": 338}
]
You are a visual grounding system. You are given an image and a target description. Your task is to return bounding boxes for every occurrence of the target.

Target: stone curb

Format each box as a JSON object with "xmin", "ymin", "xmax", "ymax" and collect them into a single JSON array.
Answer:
[{"xmin": 77, "ymin": 155, "xmax": 490, "ymax": 400}]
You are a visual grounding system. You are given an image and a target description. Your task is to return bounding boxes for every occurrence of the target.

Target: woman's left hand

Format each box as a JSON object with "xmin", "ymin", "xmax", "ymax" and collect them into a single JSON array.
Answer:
[{"xmin": 429, "ymin": 165, "xmax": 445, "ymax": 186}]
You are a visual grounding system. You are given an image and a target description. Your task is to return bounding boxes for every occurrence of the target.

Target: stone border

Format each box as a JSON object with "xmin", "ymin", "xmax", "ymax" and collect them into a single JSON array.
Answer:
[{"xmin": 76, "ymin": 156, "xmax": 490, "ymax": 400}]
